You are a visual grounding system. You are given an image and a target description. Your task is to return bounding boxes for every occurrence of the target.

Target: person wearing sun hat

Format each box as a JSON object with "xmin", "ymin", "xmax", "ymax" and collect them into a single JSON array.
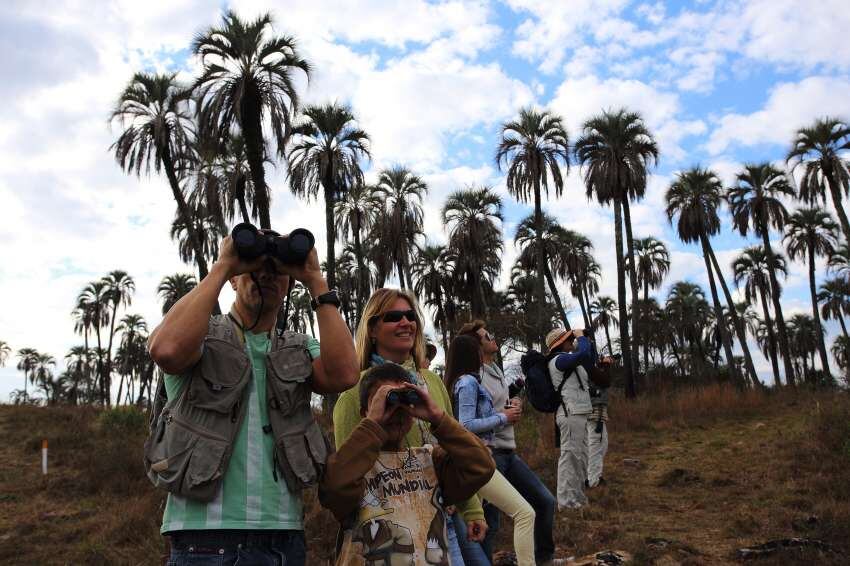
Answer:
[{"xmin": 545, "ymin": 326, "xmax": 595, "ymax": 510}]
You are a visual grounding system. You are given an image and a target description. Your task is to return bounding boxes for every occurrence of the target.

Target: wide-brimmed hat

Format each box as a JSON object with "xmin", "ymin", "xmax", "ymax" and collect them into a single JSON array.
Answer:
[{"xmin": 545, "ymin": 327, "xmax": 575, "ymax": 353}]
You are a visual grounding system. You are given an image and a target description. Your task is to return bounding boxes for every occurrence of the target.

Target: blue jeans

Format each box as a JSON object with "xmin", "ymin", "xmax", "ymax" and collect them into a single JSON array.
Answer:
[
  {"xmin": 166, "ymin": 530, "xmax": 306, "ymax": 566},
  {"xmin": 451, "ymin": 513, "xmax": 491, "ymax": 565},
  {"xmin": 484, "ymin": 450, "xmax": 556, "ymax": 563}
]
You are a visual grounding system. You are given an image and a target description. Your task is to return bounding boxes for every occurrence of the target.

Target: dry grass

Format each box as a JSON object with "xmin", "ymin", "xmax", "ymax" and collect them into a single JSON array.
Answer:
[{"xmin": 0, "ymin": 386, "xmax": 847, "ymax": 565}]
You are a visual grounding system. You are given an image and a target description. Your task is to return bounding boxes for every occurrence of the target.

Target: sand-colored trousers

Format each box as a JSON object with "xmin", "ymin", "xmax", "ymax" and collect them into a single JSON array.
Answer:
[
  {"xmin": 479, "ymin": 468, "xmax": 536, "ymax": 566},
  {"xmin": 585, "ymin": 418, "xmax": 608, "ymax": 487},
  {"xmin": 556, "ymin": 410, "xmax": 589, "ymax": 509}
]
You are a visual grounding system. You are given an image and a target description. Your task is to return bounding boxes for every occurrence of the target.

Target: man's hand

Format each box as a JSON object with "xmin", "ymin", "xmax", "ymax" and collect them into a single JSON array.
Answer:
[
  {"xmin": 215, "ymin": 235, "xmax": 265, "ymax": 278},
  {"xmin": 573, "ymin": 329, "xmax": 585, "ymax": 337},
  {"xmin": 466, "ymin": 519, "xmax": 488, "ymax": 542},
  {"xmin": 365, "ymin": 384, "xmax": 403, "ymax": 425},
  {"xmin": 399, "ymin": 383, "xmax": 444, "ymax": 425}
]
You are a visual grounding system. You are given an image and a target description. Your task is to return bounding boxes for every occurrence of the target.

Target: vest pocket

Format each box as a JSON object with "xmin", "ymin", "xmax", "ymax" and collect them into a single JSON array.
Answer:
[
  {"xmin": 274, "ymin": 423, "xmax": 330, "ymax": 491},
  {"xmin": 266, "ymin": 347, "xmax": 313, "ymax": 415},
  {"xmin": 144, "ymin": 409, "xmax": 228, "ymax": 502},
  {"xmin": 187, "ymin": 337, "xmax": 250, "ymax": 413}
]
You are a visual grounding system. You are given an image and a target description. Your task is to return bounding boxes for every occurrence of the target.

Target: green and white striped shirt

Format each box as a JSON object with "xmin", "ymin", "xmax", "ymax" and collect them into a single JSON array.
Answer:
[{"xmin": 160, "ymin": 330, "xmax": 320, "ymax": 533}]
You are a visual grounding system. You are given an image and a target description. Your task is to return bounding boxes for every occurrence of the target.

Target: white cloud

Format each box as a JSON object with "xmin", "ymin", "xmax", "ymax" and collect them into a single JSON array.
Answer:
[{"xmin": 706, "ymin": 76, "xmax": 850, "ymax": 155}]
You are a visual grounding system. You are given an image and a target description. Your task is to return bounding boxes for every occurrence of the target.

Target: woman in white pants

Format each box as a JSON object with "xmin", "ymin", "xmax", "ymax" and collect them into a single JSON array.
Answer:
[{"xmin": 545, "ymin": 328, "xmax": 594, "ymax": 510}]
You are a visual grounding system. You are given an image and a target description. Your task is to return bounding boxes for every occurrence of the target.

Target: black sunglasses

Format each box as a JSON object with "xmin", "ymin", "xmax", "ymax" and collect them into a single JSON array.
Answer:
[{"xmin": 378, "ymin": 309, "xmax": 417, "ymax": 323}]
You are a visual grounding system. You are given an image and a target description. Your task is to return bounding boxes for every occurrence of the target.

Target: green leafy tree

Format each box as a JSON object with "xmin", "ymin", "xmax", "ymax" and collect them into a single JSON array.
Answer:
[
  {"xmin": 110, "ymin": 72, "xmax": 209, "ymax": 280},
  {"xmin": 336, "ymin": 183, "xmax": 381, "ymax": 324},
  {"xmin": 34, "ymin": 353, "xmax": 56, "ymax": 404},
  {"xmin": 574, "ymin": 109, "xmax": 658, "ymax": 396},
  {"xmin": 76, "ymin": 281, "xmax": 110, "ymax": 404},
  {"xmin": 666, "ymin": 167, "xmax": 759, "ymax": 386},
  {"xmin": 589, "ymin": 296, "xmax": 618, "ymax": 355},
  {"xmin": 288, "ymin": 102, "xmax": 370, "ymax": 291},
  {"xmin": 496, "ymin": 107, "xmax": 570, "ymax": 348},
  {"xmin": 412, "ymin": 244, "xmax": 455, "ymax": 355},
  {"xmin": 193, "ymin": 10, "xmax": 311, "ymax": 229},
  {"xmin": 442, "ymin": 186, "xmax": 504, "ymax": 318},
  {"xmin": 665, "ymin": 281, "xmax": 713, "ymax": 378},
  {"xmin": 102, "ymin": 270, "xmax": 135, "ymax": 406},
  {"xmin": 783, "ymin": 207, "xmax": 839, "ymax": 376},
  {"xmin": 818, "ymin": 277, "xmax": 850, "ymax": 338},
  {"xmin": 631, "ymin": 237, "xmax": 671, "ymax": 373},
  {"xmin": 557, "ymin": 230, "xmax": 597, "ymax": 329},
  {"xmin": 733, "ymin": 246, "xmax": 788, "ymax": 385},
  {"xmin": 373, "ymin": 166, "xmax": 427, "ymax": 290},
  {"xmin": 787, "ymin": 117, "xmax": 850, "ymax": 241},
  {"xmin": 728, "ymin": 163, "xmax": 798, "ymax": 385},
  {"xmin": 15, "ymin": 348, "xmax": 39, "ymax": 401},
  {"xmin": 157, "ymin": 273, "xmax": 198, "ymax": 315}
]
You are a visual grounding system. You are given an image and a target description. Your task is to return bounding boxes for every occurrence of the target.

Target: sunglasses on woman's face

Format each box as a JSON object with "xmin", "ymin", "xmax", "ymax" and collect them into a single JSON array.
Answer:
[
  {"xmin": 479, "ymin": 330, "xmax": 495, "ymax": 342},
  {"xmin": 379, "ymin": 309, "xmax": 417, "ymax": 324}
]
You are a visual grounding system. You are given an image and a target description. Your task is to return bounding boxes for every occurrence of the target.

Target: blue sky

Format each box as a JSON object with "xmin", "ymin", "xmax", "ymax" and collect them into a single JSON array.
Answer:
[{"xmin": 2, "ymin": 0, "xmax": 850, "ymax": 400}]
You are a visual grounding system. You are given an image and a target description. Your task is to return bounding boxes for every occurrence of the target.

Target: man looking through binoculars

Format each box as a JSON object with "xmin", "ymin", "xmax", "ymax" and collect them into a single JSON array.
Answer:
[{"xmin": 146, "ymin": 226, "xmax": 359, "ymax": 566}]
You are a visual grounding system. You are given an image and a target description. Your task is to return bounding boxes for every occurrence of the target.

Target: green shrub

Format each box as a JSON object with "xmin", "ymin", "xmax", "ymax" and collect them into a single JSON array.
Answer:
[{"xmin": 98, "ymin": 406, "xmax": 147, "ymax": 434}]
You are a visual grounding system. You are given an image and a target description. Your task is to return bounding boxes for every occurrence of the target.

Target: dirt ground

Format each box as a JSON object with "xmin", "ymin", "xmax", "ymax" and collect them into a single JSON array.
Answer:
[{"xmin": 0, "ymin": 389, "xmax": 847, "ymax": 565}]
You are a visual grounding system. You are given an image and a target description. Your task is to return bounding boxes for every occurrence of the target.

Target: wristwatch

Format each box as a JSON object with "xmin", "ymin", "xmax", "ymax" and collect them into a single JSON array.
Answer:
[{"xmin": 310, "ymin": 289, "xmax": 341, "ymax": 311}]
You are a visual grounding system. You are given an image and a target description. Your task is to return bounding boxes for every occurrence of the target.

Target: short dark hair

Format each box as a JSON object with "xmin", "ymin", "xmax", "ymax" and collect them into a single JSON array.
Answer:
[
  {"xmin": 457, "ymin": 319, "xmax": 487, "ymax": 340},
  {"xmin": 426, "ymin": 343, "xmax": 438, "ymax": 361},
  {"xmin": 359, "ymin": 363, "xmax": 410, "ymax": 410},
  {"xmin": 444, "ymin": 334, "xmax": 483, "ymax": 395}
]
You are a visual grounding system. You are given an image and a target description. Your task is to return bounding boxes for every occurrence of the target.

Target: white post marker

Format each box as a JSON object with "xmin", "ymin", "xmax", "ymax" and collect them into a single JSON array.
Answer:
[{"xmin": 42, "ymin": 439, "xmax": 48, "ymax": 475}]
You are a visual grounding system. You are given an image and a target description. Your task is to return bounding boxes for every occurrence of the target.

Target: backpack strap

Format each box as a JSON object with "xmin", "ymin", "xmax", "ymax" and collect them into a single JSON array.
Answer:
[{"xmin": 548, "ymin": 352, "xmax": 571, "ymax": 416}]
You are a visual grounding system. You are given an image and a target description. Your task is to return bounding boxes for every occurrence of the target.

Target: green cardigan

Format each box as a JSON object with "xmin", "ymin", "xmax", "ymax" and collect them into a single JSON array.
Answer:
[{"xmin": 332, "ymin": 365, "xmax": 485, "ymax": 522}]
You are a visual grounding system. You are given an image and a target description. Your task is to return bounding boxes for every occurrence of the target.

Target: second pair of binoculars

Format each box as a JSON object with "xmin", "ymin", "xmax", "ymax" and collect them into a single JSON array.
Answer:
[
  {"xmin": 386, "ymin": 388, "xmax": 422, "ymax": 406},
  {"xmin": 231, "ymin": 223, "xmax": 315, "ymax": 265}
]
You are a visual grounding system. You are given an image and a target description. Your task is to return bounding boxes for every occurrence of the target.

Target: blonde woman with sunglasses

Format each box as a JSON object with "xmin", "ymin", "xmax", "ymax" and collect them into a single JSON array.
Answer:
[{"xmin": 333, "ymin": 288, "xmax": 490, "ymax": 565}]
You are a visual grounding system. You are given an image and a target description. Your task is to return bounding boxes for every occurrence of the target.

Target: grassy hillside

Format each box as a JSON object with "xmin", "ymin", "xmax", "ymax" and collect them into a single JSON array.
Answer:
[{"xmin": 0, "ymin": 385, "xmax": 848, "ymax": 565}]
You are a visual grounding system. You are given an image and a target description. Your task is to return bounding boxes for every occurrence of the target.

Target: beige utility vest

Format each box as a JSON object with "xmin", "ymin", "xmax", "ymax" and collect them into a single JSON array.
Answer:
[{"xmin": 143, "ymin": 314, "xmax": 330, "ymax": 501}]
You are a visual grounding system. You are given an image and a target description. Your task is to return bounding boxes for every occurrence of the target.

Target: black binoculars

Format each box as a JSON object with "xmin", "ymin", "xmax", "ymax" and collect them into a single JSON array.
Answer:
[
  {"xmin": 386, "ymin": 389, "xmax": 422, "ymax": 406},
  {"xmin": 231, "ymin": 223, "xmax": 315, "ymax": 265}
]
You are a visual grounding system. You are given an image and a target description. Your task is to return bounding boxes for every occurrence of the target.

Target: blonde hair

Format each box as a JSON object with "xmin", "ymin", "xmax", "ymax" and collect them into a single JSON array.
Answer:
[{"xmin": 355, "ymin": 288, "xmax": 427, "ymax": 371}]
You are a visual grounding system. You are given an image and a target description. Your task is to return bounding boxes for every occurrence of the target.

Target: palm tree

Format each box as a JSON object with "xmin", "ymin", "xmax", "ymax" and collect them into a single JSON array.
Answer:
[
  {"xmin": 336, "ymin": 182, "xmax": 380, "ymax": 323},
  {"xmin": 34, "ymin": 353, "xmax": 56, "ymax": 404},
  {"xmin": 193, "ymin": 10, "xmax": 311, "ymax": 229},
  {"xmin": 515, "ymin": 213, "xmax": 570, "ymax": 328},
  {"xmin": 827, "ymin": 242, "xmax": 850, "ymax": 278},
  {"xmin": 496, "ymin": 107, "xmax": 570, "ymax": 348},
  {"xmin": 556, "ymin": 230, "xmax": 597, "ymax": 328},
  {"xmin": 110, "ymin": 72, "xmax": 209, "ymax": 280},
  {"xmin": 787, "ymin": 117, "xmax": 850, "ymax": 242},
  {"xmin": 632, "ymin": 237, "xmax": 671, "ymax": 372},
  {"xmin": 171, "ymin": 201, "xmax": 228, "ymax": 274},
  {"xmin": 0, "ymin": 340, "xmax": 10, "ymax": 367},
  {"xmin": 412, "ymin": 244, "xmax": 455, "ymax": 355},
  {"xmin": 818, "ymin": 277, "xmax": 850, "ymax": 338},
  {"xmin": 64, "ymin": 346, "xmax": 91, "ymax": 405},
  {"xmin": 575, "ymin": 109, "xmax": 658, "ymax": 396},
  {"xmin": 443, "ymin": 186, "xmax": 504, "ymax": 318},
  {"xmin": 16, "ymin": 348, "xmax": 39, "ymax": 400},
  {"xmin": 831, "ymin": 335, "xmax": 850, "ymax": 384},
  {"xmin": 115, "ymin": 314, "xmax": 148, "ymax": 405},
  {"xmin": 373, "ymin": 166, "xmax": 428, "ymax": 289},
  {"xmin": 102, "ymin": 270, "xmax": 135, "ymax": 406},
  {"xmin": 732, "ymin": 246, "xmax": 788, "ymax": 385},
  {"xmin": 665, "ymin": 167, "xmax": 758, "ymax": 386},
  {"xmin": 783, "ymin": 207, "xmax": 839, "ymax": 375},
  {"xmin": 288, "ymin": 103, "xmax": 370, "ymax": 291},
  {"xmin": 666, "ymin": 282, "xmax": 713, "ymax": 377},
  {"xmin": 728, "ymin": 162, "xmax": 798, "ymax": 385},
  {"xmin": 786, "ymin": 314, "xmax": 820, "ymax": 383},
  {"xmin": 77, "ymin": 281, "xmax": 110, "ymax": 404},
  {"xmin": 157, "ymin": 273, "xmax": 198, "ymax": 315},
  {"xmin": 217, "ymin": 133, "xmax": 260, "ymax": 224},
  {"xmin": 589, "ymin": 296, "xmax": 618, "ymax": 355}
]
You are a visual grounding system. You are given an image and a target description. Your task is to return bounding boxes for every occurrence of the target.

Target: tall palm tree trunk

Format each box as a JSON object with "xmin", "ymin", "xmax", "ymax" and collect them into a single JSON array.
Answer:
[
  {"xmin": 758, "ymin": 286, "xmax": 782, "ymax": 386},
  {"xmin": 825, "ymin": 167, "xmax": 850, "ymax": 243},
  {"xmin": 533, "ymin": 180, "xmax": 547, "ymax": 348},
  {"xmin": 701, "ymin": 236, "xmax": 738, "ymax": 384},
  {"xmin": 94, "ymin": 323, "xmax": 104, "ymax": 406},
  {"xmin": 621, "ymin": 198, "xmax": 641, "ymax": 379},
  {"xmin": 241, "ymin": 88, "xmax": 271, "ymax": 229},
  {"xmin": 762, "ymin": 231, "xmax": 796, "ymax": 385},
  {"xmin": 544, "ymin": 265, "xmax": 570, "ymax": 329},
  {"xmin": 396, "ymin": 259, "xmax": 407, "ymax": 289},
  {"xmin": 162, "ymin": 150, "xmax": 210, "ymax": 280},
  {"xmin": 323, "ymin": 176, "xmax": 337, "ymax": 291},
  {"xmin": 572, "ymin": 275, "xmax": 591, "ymax": 328},
  {"xmin": 706, "ymin": 246, "xmax": 761, "ymax": 387},
  {"xmin": 235, "ymin": 178, "xmax": 250, "ymax": 223},
  {"xmin": 808, "ymin": 245, "xmax": 832, "ymax": 375},
  {"xmin": 353, "ymin": 215, "xmax": 368, "ymax": 326},
  {"xmin": 436, "ymin": 287, "xmax": 449, "ymax": 356},
  {"xmin": 104, "ymin": 302, "xmax": 121, "ymax": 407},
  {"xmin": 602, "ymin": 322, "xmax": 612, "ymax": 355},
  {"xmin": 643, "ymin": 278, "xmax": 650, "ymax": 375},
  {"xmin": 837, "ymin": 314, "xmax": 849, "ymax": 339},
  {"xmin": 614, "ymin": 199, "xmax": 636, "ymax": 396}
]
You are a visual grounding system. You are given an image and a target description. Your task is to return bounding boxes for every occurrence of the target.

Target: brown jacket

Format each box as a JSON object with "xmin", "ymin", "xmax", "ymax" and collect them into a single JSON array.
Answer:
[{"xmin": 320, "ymin": 413, "xmax": 495, "ymax": 522}]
